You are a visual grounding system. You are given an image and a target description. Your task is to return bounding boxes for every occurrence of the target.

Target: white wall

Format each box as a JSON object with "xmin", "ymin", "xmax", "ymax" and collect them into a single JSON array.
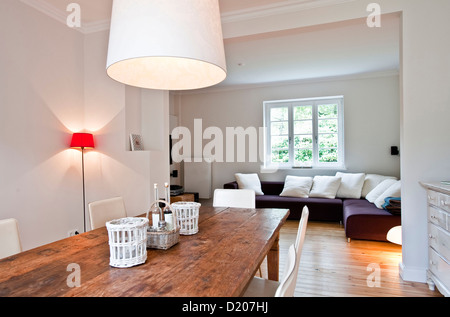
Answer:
[
  {"xmin": 0, "ymin": 2, "xmax": 170, "ymax": 250},
  {"xmin": 399, "ymin": 0, "xmax": 450, "ymax": 282},
  {"xmin": 176, "ymin": 73, "xmax": 400, "ymax": 191},
  {"xmin": 0, "ymin": 0, "xmax": 85, "ymax": 249}
]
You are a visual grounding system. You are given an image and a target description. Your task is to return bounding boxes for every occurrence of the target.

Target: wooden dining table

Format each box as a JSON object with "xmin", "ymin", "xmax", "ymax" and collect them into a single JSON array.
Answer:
[{"xmin": 0, "ymin": 206, "xmax": 289, "ymax": 297}]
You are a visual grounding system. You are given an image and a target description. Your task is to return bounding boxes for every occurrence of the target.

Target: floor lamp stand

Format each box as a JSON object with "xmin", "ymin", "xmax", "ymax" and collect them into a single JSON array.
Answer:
[
  {"xmin": 81, "ymin": 147, "xmax": 87, "ymax": 233},
  {"xmin": 70, "ymin": 132, "xmax": 94, "ymax": 234}
]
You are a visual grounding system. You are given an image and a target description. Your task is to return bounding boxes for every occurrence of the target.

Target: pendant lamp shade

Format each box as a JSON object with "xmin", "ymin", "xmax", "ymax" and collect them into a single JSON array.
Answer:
[{"xmin": 106, "ymin": 0, "xmax": 227, "ymax": 91}]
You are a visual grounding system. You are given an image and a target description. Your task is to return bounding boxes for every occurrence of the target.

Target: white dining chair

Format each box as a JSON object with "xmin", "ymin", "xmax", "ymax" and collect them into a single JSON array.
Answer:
[
  {"xmin": 242, "ymin": 206, "xmax": 309, "ymax": 297},
  {"xmin": 88, "ymin": 197, "xmax": 127, "ymax": 230},
  {"xmin": 0, "ymin": 218, "xmax": 22, "ymax": 259},
  {"xmin": 213, "ymin": 189, "xmax": 255, "ymax": 208},
  {"xmin": 243, "ymin": 244, "xmax": 296, "ymax": 297}
]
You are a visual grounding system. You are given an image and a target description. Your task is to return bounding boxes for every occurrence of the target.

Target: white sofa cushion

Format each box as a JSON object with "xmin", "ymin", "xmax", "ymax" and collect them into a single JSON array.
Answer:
[
  {"xmin": 280, "ymin": 176, "xmax": 313, "ymax": 198},
  {"xmin": 235, "ymin": 173, "xmax": 264, "ymax": 195},
  {"xmin": 365, "ymin": 178, "xmax": 398, "ymax": 203},
  {"xmin": 335, "ymin": 172, "xmax": 366, "ymax": 199},
  {"xmin": 361, "ymin": 174, "xmax": 398, "ymax": 198},
  {"xmin": 374, "ymin": 180, "xmax": 401, "ymax": 209},
  {"xmin": 309, "ymin": 176, "xmax": 342, "ymax": 199}
]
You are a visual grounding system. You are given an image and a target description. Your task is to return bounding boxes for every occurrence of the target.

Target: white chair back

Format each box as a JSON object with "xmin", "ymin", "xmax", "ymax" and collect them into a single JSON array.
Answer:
[
  {"xmin": 88, "ymin": 197, "xmax": 127, "ymax": 230},
  {"xmin": 213, "ymin": 189, "xmax": 255, "ymax": 208},
  {"xmin": 295, "ymin": 206, "xmax": 309, "ymax": 252},
  {"xmin": 274, "ymin": 244, "xmax": 297, "ymax": 297},
  {"xmin": 280, "ymin": 206, "xmax": 309, "ymax": 297},
  {"xmin": 242, "ymin": 206, "xmax": 309, "ymax": 297},
  {"xmin": 0, "ymin": 218, "xmax": 22, "ymax": 259}
]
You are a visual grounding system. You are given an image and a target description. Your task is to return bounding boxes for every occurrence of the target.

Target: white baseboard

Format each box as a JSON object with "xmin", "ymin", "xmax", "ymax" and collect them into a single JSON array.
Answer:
[{"xmin": 399, "ymin": 262, "xmax": 427, "ymax": 283}]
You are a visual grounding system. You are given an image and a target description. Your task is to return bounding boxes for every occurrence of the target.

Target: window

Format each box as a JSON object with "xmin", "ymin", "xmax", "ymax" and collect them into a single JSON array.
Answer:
[{"xmin": 263, "ymin": 96, "xmax": 344, "ymax": 169}]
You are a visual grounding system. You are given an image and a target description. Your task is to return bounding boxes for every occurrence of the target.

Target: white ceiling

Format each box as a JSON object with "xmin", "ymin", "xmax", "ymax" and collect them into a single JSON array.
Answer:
[
  {"xmin": 24, "ymin": 0, "xmax": 400, "ymax": 89},
  {"xmin": 222, "ymin": 14, "xmax": 400, "ymax": 87}
]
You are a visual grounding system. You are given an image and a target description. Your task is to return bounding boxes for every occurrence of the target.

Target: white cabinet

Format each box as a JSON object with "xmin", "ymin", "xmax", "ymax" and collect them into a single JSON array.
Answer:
[{"xmin": 421, "ymin": 182, "xmax": 450, "ymax": 297}]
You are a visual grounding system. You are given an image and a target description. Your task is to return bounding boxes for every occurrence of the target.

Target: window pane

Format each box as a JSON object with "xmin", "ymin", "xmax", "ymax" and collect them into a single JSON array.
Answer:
[
  {"xmin": 318, "ymin": 104, "xmax": 338, "ymax": 118},
  {"xmin": 318, "ymin": 119, "xmax": 338, "ymax": 133},
  {"xmin": 272, "ymin": 149, "xmax": 289, "ymax": 163},
  {"xmin": 294, "ymin": 120, "xmax": 312, "ymax": 134},
  {"xmin": 294, "ymin": 106, "xmax": 312, "ymax": 120},
  {"xmin": 271, "ymin": 135, "xmax": 289, "ymax": 163},
  {"xmin": 294, "ymin": 135, "xmax": 313, "ymax": 148},
  {"xmin": 271, "ymin": 135, "xmax": 288, "ymax": 148},
  {"xmin": 319, "ymin": 148, "xmax": 338, "ymax": 163},
  {"xmin": 318, "ymin": 134, "xmax": 338, "ymax": 148},
  {"xmin": 270, "ymin": 107, "xmax": 288, "ymax": 121},
  {"xmin": 271, "ymin": 122, "xmax": 289, "ymax": 135},
  {"xmin": 294, "ymin": 149, "xmax": 313, "ymax": 165}
]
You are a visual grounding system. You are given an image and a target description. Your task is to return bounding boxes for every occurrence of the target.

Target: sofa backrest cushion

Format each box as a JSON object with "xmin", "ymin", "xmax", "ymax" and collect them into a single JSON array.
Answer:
[
  {"xmin": 260, "ymin": 181, "xmax": 285, "ymax": 195},
  {"xmin": 234, "ymin": 173, "xmax": 264, "ymax": 195},
  {"xmin": 309, "ymin": 176, "xmax": 342, "ymax": 199},
  {"xmin": 280, "ymin": 176, "xmax": 313, "ymax": 198}
]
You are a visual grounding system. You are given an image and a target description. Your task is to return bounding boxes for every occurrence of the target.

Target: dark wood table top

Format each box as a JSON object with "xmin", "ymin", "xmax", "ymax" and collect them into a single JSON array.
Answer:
[{"xmin": 0, "ymin": 206, "xmax": 289, "ymax": 297}]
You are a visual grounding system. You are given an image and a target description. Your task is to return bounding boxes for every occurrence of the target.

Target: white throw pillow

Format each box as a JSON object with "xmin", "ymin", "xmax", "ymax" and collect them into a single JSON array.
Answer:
[
  {"xmin": 374, "ymin": 180, "xmax": 401, "ymax": 209},
  {"xmin": 280, "ymin": 176, "xmax": 313, "ymax": 198},
  {"xmin": 335, "ymin": 172, "xmax": 366, "ymax": 199},
  {"xmin": 309, "ymin": 176, "xmax": 342, "ymax": 199},
  {"xmin": 361, "ymin": 174, "xmax": 398, "ymax": 198},
  {"xmin": 235, "ymin": 173, "xmax": 264, "ymax": 195},
  {"xmin": 365, "ymin": 178, "xmax": 398, "ymax": 203}
]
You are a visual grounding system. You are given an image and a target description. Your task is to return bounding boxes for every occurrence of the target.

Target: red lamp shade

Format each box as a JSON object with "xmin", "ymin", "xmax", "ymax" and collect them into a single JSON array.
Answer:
[{"xmin": 70, "ymin": 133, "xmax": 95, "ymax": 149}]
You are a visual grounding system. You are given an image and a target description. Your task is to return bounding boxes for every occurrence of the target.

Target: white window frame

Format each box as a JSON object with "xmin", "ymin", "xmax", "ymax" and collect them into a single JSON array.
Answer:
[{"xmin": 263, "ymin": 96, "xmax": 345, "ymax": 169}]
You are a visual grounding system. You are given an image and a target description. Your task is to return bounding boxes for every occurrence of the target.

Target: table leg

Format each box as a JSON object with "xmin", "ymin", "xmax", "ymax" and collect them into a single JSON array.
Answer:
[{"xmin": 267, "ymin": 233, "xmax": 279, "ymax": 281}]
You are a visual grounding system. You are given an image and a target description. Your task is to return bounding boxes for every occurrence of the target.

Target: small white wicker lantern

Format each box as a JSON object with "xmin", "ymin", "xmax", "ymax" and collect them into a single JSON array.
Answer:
[
  {"xmin": 106, "ymin": 217, "xmax": 149, "ymax": 268},
  {"xmin": 171, "ymin": 202, "xmax": 201, "ymax": 235}
]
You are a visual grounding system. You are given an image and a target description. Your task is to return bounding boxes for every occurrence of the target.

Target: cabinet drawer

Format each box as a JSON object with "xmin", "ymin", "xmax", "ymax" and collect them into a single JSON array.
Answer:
[
  {"xmin": 429, "ymin": 248, "xmax": 450, "ymax": 290},
  {"xmin": 439, "ymin": 192, "xmax": 450, "ymax": 213},
  {"xmin": 428, "ymin": 190, "xmax": 440, "ymax": 207},
  {"xmin": 429, "ymin": 205, "xmax": 447, "ymax": 229},
  {"xmin": 429, "ymin": 223, "xmax": 450, "ymax": 262}
]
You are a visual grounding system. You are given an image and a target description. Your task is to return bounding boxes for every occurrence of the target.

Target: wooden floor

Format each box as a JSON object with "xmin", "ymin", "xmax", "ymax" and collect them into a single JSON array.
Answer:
[{"xmin": 260, "ymin": 220, "xmax": 443, "ymax": 297}]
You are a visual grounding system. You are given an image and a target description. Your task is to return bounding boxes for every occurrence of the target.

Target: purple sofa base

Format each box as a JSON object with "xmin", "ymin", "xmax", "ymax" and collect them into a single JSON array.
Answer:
[
  {"xmin": 343, "ymin": 199, "xmax": 401, "ymax": 242},
  {"xmin": 224, "ymin": 181, "xmax": 401, "ymax": 242}
]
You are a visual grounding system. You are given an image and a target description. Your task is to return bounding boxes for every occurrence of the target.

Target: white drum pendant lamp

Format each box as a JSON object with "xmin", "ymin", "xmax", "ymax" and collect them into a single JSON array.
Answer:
[{"xmin": 106, "ymin": 0, "xmax": 227, "ymax": 91}]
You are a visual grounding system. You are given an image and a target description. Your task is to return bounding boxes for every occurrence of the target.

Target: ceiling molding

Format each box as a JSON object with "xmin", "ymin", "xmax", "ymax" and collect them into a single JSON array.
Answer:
[
  {"xmin": 173, "ymin": 69, "xmax": 400, "ymax": 96},
  {"xmin": 21, "ymin": 0, "xmax": 67, "ymax": 26},
  {"xmin": 82, "ymin": 20, "xmax": 110, "ymax": 34},
  {"xmin": 21, "ymin": 0, "xmax": 357, "ymax": 34},
  {"xmin": 221, "ymin": 0, "xmax": 358, "ymax": 23},
  {"xmin": 20, "ymin": 0, "xmax": 109, "ymax": 34}
]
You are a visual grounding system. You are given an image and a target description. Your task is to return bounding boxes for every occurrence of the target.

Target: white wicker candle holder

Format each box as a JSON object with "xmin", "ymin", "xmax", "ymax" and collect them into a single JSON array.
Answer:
[
  {"xmin": 106, "ymin": 217, "xmax": 149, "ymax": 268},
  {"xmin": 171, "ymin": 202, "xmax": 201, "ymax": 235}
]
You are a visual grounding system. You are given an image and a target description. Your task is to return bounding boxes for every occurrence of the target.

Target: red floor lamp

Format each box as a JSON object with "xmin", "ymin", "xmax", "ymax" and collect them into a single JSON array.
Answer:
[{"xmin": 70, "ymin": 133, "xmax": 95, "ymax": 233}]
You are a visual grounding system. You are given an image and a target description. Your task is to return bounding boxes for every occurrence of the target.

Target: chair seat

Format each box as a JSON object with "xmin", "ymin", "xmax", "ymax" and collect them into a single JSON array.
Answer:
[{"xmin": 242, "ymin": 277, "xmax": 279, "ymax": 297}]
